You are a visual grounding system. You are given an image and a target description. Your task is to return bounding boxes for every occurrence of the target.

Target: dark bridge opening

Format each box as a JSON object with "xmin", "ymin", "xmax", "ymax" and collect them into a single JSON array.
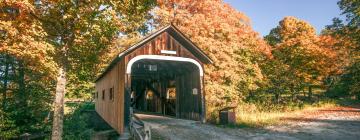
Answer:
[{"xmin": 130, "ymin": 59, "xmax": 202, "ymax": 120}]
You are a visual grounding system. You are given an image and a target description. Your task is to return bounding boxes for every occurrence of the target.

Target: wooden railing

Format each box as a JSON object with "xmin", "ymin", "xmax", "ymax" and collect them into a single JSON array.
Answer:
[{"xmin": 129, "ymin": 108, "xmax": 151, "ymax": 140}]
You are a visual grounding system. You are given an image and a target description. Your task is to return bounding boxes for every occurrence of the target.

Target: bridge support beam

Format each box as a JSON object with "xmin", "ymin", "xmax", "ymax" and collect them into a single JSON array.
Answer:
[
  {"xmin": 200, "ymin": 76, "xmax": 206, "ymax": 123},
  {"xmin": 124, "ymin": 74, "xmax": 131, "ymax": 127}
]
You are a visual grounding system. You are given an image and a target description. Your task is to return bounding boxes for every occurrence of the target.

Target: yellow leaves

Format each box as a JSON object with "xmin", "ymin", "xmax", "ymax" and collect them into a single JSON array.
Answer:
[
  {"xmin": 0, "ymin": 1, "xmax": 58, "ymax": 80},
  {"xmin": 279, "ymin": 16, "xmax": 317, "ymax": 42},
  {"xmin": 270, "ymin": 17, "xmax": 346, "ymax": 85},
  {"xmin": 63, "ymin": 14, "xmax": 73, "ymax": 20}
]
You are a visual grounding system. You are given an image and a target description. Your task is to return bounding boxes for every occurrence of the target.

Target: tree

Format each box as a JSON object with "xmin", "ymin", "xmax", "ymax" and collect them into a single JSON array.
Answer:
[
  {"xmin": 32, "ymin": 0, "xmax": 155, "ymax": 139},
  {"xmin": 154, "ymin": 0, "xmax": 272, "ymax": 120},
  {"xmin": 324, "ymin": 0, "xmax": 360, "ymax": 99},
  {"xmin": 1, "ymin": 0, "xmax": 155, "ymax": 138},
  {"xmin": 37, "ymin": 1, "xmax": 153, "ymax": 139},
  {"xmin": 338, "ymin": 0, "xmax": 360, "ymax": 27},
  {"xmin": 337, "ymin": 0, "xmax": 360, "ymax": 68},
  {"xmin": 0, "ymin": 53, "xmax": 55, "ymax": 138},
  {"xmin": 0, "ymin": 0, "xmax": 58, "ymax": 77},
  {"xmin": 265, "ymin": 17, "xmax": 341, "ymax": 99},
  {"xmin": 0, "ymin": 1, "xmax": 57, "ymax": 138}
]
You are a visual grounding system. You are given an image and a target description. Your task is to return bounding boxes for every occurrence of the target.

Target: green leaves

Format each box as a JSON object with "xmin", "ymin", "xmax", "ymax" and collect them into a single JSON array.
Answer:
[
  {"xmin": 0, "ymin": 0, "xmax": 156, "ymax": 137},
  {"xmin": 325, "ymin": 0, "xmax": 360, "ymax": 99},
  {"xmin": 33, "ymin": 0, "xmax": 156, "ymax": 98},
  {"xmin": 338, "ymin": 0, "xmax": 360, "ymax": 27}
]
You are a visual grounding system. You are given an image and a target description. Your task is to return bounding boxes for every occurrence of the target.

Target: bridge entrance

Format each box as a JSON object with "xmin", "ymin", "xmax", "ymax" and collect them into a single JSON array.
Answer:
[{"xmin": 128, "ymin": 57, "xmax": 203, "ymax": 121}]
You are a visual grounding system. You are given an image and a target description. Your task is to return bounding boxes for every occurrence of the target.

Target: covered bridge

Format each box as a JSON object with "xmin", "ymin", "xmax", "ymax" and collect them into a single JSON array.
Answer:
[{"xmin": 94, "ymin": 25, "xmax": 212, "ymax": 135}]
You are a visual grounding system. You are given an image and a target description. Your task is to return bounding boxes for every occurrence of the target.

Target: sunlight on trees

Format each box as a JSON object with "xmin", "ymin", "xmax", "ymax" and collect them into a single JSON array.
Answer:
[
  {"xmin": 0, "ymin": 0, "xmax": 358, "ymax": 139},
  {"xmin": 154, "ymin": 0, "xmax": 272, "ymax": 121}
]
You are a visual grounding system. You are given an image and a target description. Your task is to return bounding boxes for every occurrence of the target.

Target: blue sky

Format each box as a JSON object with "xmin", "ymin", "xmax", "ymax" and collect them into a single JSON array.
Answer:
[{"xmin": 224, "ymin": 0, "xmax": 344, "ymax": 36}]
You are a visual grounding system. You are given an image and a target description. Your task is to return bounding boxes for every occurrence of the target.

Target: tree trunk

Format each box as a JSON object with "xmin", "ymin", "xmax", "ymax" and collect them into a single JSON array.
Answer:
[
  {"xmin": 18, "ymin": 62, "xmax": 26, "ymax": 107},
  {"xmin": 275, "ymin": 92, "xmax": 280, "ymax": 103},
  {"xmin": 308, "ymin": 85, "xmax": 312, "ymax": 100},
  {"xmin": 2, "ymin": 55, "xmax": 9, "ymax": 110},
  {"xmin": 17, "ymin": 61, "xmax": 29, "ymax": 125},
  {"xmin": 302, "ymin": 87, "xmax": 306, "ymax": 97},
  {"xmin": 290, "ymin": 86, "xmax": 295, "ymax": 102},
  {"xmin": 51, "ymin": 67, "xmax": 66, "ymax": 140}
]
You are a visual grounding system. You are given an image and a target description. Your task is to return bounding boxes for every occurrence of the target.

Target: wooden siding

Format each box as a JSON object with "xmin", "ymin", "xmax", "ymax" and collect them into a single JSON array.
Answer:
[
  {"xmin": 95, "ymin": 59, "xmax": 125, "ymax": 134},
  {"xmin": 175, "ymin": 69, "xmax": 201, "ymax": 120},
  {"xmin": 123, "ymin": 31, "xmax": 204, "ymax": 121},
  {"xmin": 124, "ymin": 32, "xmax": 202, "ymax": 64},
  {"xmin": 125, "ymin": 32, "xmax": 202, "ymax": 120},
  {"xmin": 96, "ymin": 31, "xmax": 207, "ymax": 135}
]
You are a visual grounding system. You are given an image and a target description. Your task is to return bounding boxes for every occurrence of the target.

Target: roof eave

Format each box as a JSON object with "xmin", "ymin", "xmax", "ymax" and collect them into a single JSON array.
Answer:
[{"xmin": 95, "ymin": 24, "xmax": 213, "ymax": 82}]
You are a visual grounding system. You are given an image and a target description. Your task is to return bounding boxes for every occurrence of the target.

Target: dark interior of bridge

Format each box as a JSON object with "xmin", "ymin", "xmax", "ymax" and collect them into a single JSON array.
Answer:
[{"xmin": 130, "ymin": 59, "xmax": 202, "ymax": 120}]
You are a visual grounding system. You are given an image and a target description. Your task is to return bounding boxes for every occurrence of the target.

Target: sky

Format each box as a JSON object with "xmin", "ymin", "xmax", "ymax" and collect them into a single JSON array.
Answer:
[{"xmin": 224, "ymin": 0, "xmax": 344, "ymax": 36}]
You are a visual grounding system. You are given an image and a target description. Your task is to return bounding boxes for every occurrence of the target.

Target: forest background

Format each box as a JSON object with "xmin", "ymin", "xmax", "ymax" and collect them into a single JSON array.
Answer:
[{"xmin": 0, "ymin": 0, "xmax": 359, "ymax": 139}]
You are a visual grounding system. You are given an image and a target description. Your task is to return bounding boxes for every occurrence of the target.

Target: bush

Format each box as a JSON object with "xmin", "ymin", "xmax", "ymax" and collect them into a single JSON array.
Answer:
[
  {"xmin": 63, "ymin": 102, "xmax": 95, "ymax": 140},
  {"xmin": 0, "ymin": 111, "xmax": 19, "ymax": 139}
]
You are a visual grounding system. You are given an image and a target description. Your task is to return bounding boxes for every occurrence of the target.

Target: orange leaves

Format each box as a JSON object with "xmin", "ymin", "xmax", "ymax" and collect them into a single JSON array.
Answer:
[
  {"xmin": 279, "ymin": 17, "xmax": 316, "ymax": 41},
  {"xmin": 267, "ymin": 17, "xmax": 346, "ymax": 85},
  {"xmin": 0, "ymin": 0, "xmax": 58, "ymax": 79},
  {"xmin": 0, "ymin": 0, "xmax": 36, "ymax": 21},
  {"xmin": 155, "ymin": 0, "xmax": 272, "ymax": 113},
  {"xmin": 317, "ymin": 35, "xmax": 349, "ymax": 75}
]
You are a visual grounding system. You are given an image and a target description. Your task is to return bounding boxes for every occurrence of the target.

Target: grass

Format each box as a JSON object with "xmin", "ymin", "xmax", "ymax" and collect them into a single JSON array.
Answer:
[{"xmin": 234, "ymin": 99, "xmax": 338, "ymax": 127}]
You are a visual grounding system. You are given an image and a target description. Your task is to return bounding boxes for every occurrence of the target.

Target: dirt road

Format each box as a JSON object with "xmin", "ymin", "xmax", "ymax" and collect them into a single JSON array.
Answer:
[{"xmin": 137, "ymin": 106, "xmax": 360, "ymax": 140}]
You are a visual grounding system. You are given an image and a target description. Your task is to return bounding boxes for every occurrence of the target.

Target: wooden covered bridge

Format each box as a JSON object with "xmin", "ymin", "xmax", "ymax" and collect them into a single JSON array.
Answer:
[{"xmin": 94, "ymin": 25, "xmax": 212, "ymax": 136}]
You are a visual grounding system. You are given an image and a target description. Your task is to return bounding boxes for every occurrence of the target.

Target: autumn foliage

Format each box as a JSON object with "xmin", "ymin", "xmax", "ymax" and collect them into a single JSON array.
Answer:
[
  {"xmin": 0, "ymin": 0, "xmax": 57, "ymax": 78},
  {"xmin": 267, "ymin": 17, "xmax": 343, "ymax": 83},
  {"xmin": 154, "ymin": 0, "xmax": 273, "ymax": 120},
  {"xmin": 0, "ymin": 0, "xmax": 359, "ymax": 138}
]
